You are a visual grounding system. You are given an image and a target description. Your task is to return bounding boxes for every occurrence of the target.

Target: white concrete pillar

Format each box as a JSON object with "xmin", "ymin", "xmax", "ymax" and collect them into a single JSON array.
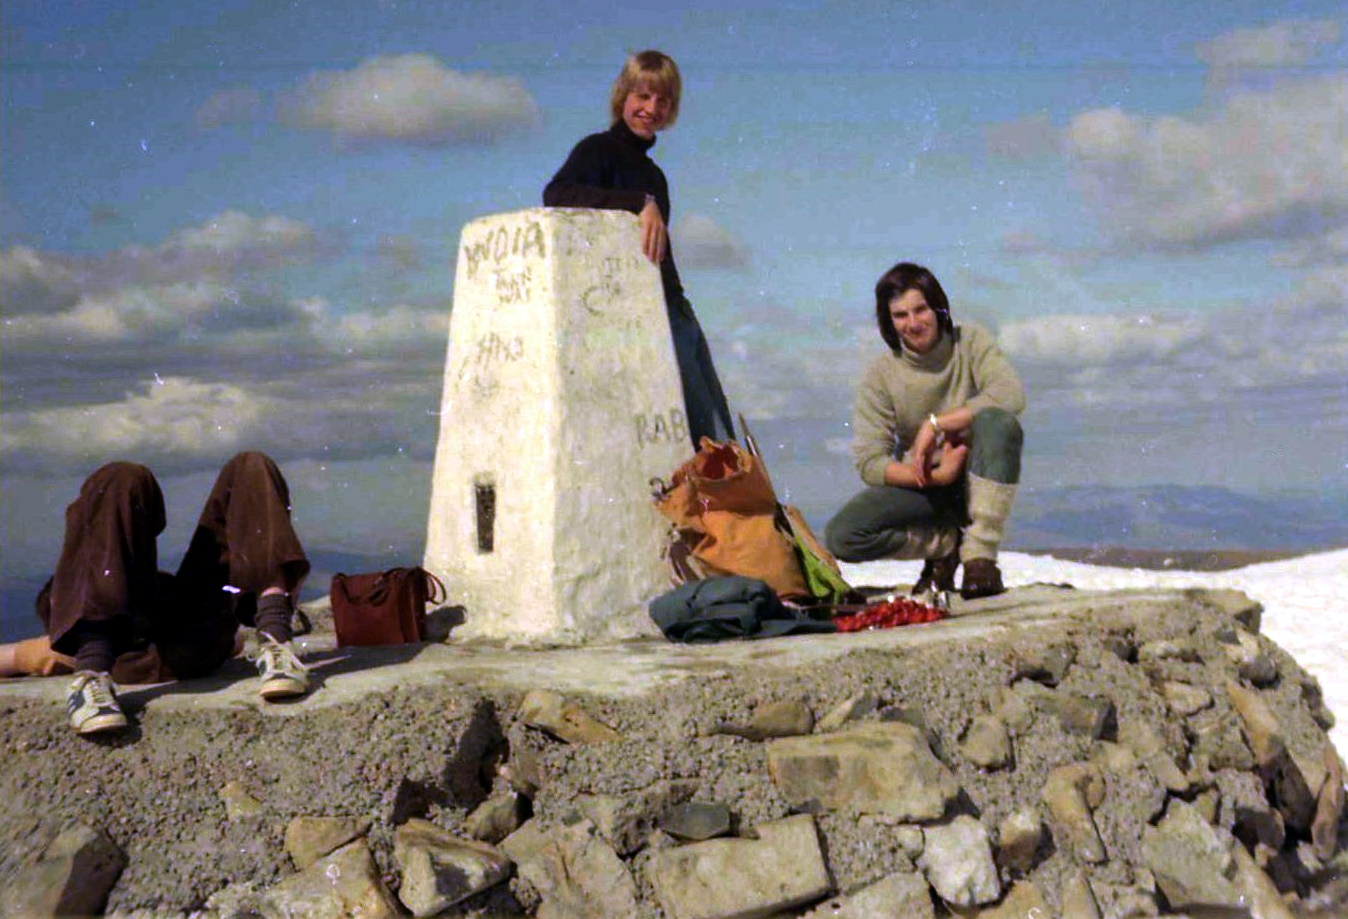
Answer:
[{"xmin": 425, "ymin": 208, "xmax": 690, "ymax": 643}]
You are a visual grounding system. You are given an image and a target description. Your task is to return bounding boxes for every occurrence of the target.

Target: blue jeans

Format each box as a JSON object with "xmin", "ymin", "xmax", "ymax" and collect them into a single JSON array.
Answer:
[{"xmin": 667, "ymin": 293, "xmax": 735, "ymax": 447}]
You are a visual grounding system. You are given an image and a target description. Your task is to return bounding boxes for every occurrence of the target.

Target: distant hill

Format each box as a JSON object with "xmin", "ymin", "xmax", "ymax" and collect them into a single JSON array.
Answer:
[{"xmin": 1009, "ymin": 484, "xmax": 1347, "ymax": 554}]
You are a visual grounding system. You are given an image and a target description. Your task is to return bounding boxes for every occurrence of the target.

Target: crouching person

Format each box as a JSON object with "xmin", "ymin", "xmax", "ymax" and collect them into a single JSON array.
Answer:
[
  {"xmin": 25, "ymin": 451, "xmax": 311, "ymax": 735},
  {"xmin": 825, "ymin": 262, "xmax": 1025, "ymax": 600}
]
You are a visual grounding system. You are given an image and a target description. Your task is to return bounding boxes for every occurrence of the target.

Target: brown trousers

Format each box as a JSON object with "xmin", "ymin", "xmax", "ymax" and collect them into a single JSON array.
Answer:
[{"xmin": 37, "ymin": 452, "xmax": 309, "ymax": 682}]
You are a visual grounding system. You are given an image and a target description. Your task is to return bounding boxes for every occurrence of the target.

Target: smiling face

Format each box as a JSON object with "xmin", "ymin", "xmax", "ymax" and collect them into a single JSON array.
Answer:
[
  {"xmin": 889, "ymin": 287, "xmax": 942, "ymax": 354},
  {"xmin": 621, "ymin": 83, "xmax": 674, "ymax": 139}
]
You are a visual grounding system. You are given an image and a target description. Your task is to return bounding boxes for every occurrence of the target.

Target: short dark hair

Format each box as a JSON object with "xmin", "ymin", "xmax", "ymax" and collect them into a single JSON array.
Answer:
[{"xmin": 874, "ymin": 261, "xmax": 953, "ymax": 351}]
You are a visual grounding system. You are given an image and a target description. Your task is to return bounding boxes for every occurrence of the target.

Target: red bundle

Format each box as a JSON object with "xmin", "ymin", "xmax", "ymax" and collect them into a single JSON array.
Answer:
[{"xmin": 834, "ymin": 596, "xmax": 946, "ymax": 632}]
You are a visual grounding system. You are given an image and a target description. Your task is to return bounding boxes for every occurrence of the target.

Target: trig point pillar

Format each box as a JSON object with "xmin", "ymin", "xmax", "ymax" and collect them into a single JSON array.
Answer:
[{"xmin": 425, "ymin": 208, "xmax": 690, "ymax": 643}]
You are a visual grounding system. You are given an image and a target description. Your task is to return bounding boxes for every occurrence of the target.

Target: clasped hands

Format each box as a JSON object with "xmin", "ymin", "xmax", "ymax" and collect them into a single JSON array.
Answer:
[{"xmin": 905, "ymin": 422, "xmax": 968, "ymax": 488}]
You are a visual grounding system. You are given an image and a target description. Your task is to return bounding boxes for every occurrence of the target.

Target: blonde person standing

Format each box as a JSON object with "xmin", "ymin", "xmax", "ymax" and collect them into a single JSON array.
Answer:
[
  {"xmin": 544, "ymin": 50, "xmax": 735, "ymax": 448},
  {"xmin": 825, "ymin": 263, "xmax": 1026, "ymax": 600}
]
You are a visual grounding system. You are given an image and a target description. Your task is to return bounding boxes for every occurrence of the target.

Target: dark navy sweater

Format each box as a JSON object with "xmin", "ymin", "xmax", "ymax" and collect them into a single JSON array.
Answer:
[{"xmin": 543, "ymin": 120, "xmax": 684, "ymax": 299}]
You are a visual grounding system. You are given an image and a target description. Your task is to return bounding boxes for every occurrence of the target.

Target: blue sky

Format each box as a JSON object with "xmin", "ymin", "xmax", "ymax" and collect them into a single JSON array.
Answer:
[{"xmin": 2, "ymin": 0, "xmax": 1346, "ymax": 598}]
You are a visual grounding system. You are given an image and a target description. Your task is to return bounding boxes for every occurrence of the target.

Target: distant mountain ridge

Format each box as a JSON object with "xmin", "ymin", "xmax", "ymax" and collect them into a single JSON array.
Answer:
[{"xmin": 1009, "ymin": 484, "xmax": 1347, "ymax": 553}]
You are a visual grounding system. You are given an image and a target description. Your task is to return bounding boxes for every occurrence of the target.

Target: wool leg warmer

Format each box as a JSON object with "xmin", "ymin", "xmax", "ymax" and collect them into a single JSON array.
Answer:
[
  {"xmin": 255, "ymin": 592, "xmax": 294, "ymax": 643},
  {"xmin": 962, "ymin": 474, "xmax": 1018, "ymax": 563}
]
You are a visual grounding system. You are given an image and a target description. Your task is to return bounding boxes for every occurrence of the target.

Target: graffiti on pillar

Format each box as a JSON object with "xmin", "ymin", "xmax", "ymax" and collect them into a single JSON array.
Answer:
[
  {"xmin": 635, "ymin": 408, "xmax": 688, "ymax": 446},
  {"xmin": 492, "ymin": 267, "xmax": 534, "ymax": 304},
  {"xmin": 457, "ymin": 331, "xmax": 525, "ymax": 393},
  {"xmin": 463, "ymin": 220, "xmax": 547, "ymax": 281},
  {"xmin": 581, "ymin": 278, "xmax": 621, "ymax": 315},
  {"xmin": 580, "ymin": 255, "xmax": 648, "ymax": 315},
  {"xmin": 473, "ymin": 332, "xmax": 525, "ymax": 367}
]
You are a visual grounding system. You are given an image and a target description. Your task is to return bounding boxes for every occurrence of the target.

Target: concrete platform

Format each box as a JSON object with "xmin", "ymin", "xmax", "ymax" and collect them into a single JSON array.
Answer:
[{"xmin": 0, "ymin": 585, "xmax": 1225, "ymax": 711}]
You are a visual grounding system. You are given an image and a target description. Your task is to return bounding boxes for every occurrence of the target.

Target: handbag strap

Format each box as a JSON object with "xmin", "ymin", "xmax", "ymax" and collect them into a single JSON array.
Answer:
[
  {"xmin": 334, "ymin": 567, "xmax": 446, "ymax": 606},
  {"xmin": 420, "ymin": 569, "xmax": 446, "ymax": 605}
]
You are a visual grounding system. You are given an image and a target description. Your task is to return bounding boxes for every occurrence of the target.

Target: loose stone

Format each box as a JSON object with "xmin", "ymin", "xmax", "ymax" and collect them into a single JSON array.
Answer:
[
  {"xmin": 947, "ymin": 880, "xmax": 1049, "ymax": 918},
  {"xmin": 1141, "ymin": 801, "xmax": 1241, "ymax": 911},
  {"xmin": 800, "ymin": 871, "xmax": 934, "ymax": 918},
  {"xmin": 1012, "ymin": 644, "xmax": 1075, "ymax": 686},
  {"xmin": 1161, "ymin": 680, "xmax": 1213, "ymax": 715},
  {"xmin": 1312, "ymin": 747, "xmax": 1344, "ymax": 860},
  {"xmin": 519, "ymin": 689, "xmax": 622, "ymax": 744},
  {"xmin": 464, "ymin": 791, "xmax": 526, "ymax": 844},
  {"xmin": 2, "ymin": 823, "xmax": 125, "ymax": 919},
  {"xmin": 960, "ymin": 714, "xmax": 1012, "ymax": 771},
  {"xmin": 284, "ymin": 816, "xmax": 372, "ymax": 870},
  {"xmin": 647, "ymin": 814, "xmax": 831, "ymax": 919},
  {"xmin": 995, "ymin": 807, "xmax": 1043, "ymax": 874},
  {"xmin": 816, "ymin": 691, "xmax": 879, "ymax": 733},
  {"xmin": 1059, "ymin": 871, "xmax": 1102, "ymax": 919},
  {"xmin": 1226, "ymin": 681, "xmax": 1286, "ymax": 770},
  {"xmin": 659, "ymin": 802, "xmax": 732, "ymax": 842},
  {"xmin": 575, "ymin": 779, "xmax": 698, "ymax": 855},
  {"xmin": 260, "ymin": 839, "xmax": 400, "ymax": 919},
  {"xmin": 918, "ymin": 815, "xmax": 1001, "ymax": 908},
  {"xmin": 766, "ymin": 722, "xmax": 960, "ymax": 820},
  {"xmin": 1043, "ymin": 762, "xmax": 1108, "ymax": 864},
  {"xmin": 394, "ymin": 818, "xmax": 512, "ymax": 917},
  {"xmin": 502, "ymin": 818, "xmax": 640, "ymax": 919},
  {"xmin": 716, "ymin": 700, "xmax": 814, "ymax": 740}
]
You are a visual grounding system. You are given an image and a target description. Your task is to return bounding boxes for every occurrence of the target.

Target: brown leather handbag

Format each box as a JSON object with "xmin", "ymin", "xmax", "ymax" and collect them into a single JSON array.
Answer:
[{"xmin": 330, "ymin": 567, "xmax": 446, "ymax": 647}]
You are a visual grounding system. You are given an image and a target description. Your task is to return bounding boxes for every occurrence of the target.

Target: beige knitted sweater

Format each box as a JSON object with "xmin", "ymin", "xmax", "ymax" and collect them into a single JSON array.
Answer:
[{"xmin": 852, "ymin": 323, "xmax": 1026, "ymax": 487}]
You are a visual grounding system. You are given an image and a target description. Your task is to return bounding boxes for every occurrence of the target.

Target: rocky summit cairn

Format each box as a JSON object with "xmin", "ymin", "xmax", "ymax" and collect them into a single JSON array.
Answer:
[
  {"xmin": 0, "ymin": 584, "xmax": 1344, "ymax": 916},
  {"xmin": 424, "ymin": 208, "xmax": 689, "ymax": 645}
]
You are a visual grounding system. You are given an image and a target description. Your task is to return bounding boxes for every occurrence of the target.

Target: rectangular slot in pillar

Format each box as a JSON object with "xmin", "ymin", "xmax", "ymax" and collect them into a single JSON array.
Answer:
[{"xmin": 475, "ymin": 481, "xmax": 496, "ymax": 554}]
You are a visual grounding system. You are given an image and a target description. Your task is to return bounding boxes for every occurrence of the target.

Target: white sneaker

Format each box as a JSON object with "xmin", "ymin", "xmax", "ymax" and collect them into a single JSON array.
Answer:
[
  {"xmin": 67, "ymin": 671, "xmax": 128, "ymax": 735},
  {"xmin": 253, "ymin": 637, "xmax": 309, "ymax": 701}
]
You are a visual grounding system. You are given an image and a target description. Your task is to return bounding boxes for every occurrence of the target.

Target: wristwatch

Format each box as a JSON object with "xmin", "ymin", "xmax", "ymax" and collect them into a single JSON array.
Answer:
[{"xmin": 927, "ymin": 413, "xmax": 946, "ymax": 446}]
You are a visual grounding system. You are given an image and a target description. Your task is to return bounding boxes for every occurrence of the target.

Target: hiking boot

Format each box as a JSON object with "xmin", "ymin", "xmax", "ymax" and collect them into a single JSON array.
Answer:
[
  {"xmin": 912, "ymin": 551, "xmax": 960, "ymax": 596},
  {"xmin": 254, "ymin": 637, "xmax": 309, "ymax": 701},
  {"xmin": 67, "ymin": 671, "xmax": 128, "ymax": 735},
  {"xmin": 961, "ymin": 558, "xmax": 1006, "ymax": 600}
]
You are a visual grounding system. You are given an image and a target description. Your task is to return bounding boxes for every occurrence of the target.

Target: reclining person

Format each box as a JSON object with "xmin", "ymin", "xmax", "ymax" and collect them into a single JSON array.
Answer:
[
  {"xmin": 825, "ymin": 262, "xmax": 1026, "ymax": 601},
  {"xmin": 5, "ymin": 451, "xmax": 312, "ymax": 735}
]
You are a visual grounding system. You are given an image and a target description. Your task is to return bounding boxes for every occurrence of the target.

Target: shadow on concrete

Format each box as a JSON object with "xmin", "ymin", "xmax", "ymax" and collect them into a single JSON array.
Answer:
[{"xmin": 116, "ymin": 640, "xmax": 435, "ymax": 709}]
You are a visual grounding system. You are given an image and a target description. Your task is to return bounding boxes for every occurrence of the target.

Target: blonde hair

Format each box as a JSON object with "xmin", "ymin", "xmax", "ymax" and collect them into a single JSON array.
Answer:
[{"xmin": 608, "ymin": 50, "xmax": 682, "ymax": 127}]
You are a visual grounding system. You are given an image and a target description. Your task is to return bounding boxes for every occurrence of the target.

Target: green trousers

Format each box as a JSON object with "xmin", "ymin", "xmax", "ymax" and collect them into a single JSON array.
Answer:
[{"xmin": 824, "ymin": 408, "xmax": 1022, "ymax": 563}]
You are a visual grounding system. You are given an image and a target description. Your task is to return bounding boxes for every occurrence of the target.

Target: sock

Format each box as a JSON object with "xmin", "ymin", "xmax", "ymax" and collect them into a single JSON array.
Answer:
[
  {"xmin": 255, "ymin": 593, "xmax": 293, "ymax": 644},
  {"xmin": 72, "ymin": 622, "xmax": 118, "ymax": 675}
]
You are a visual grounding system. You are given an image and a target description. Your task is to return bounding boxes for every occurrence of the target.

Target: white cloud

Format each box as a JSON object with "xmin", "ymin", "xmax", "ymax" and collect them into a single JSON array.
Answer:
[
  {"xmin": 3, "ymin": 282, "xmax": 313, "ymax": 349},
  {"xmin": 1, "ymin": 212, "xmax": 317, "ymax": 324},
  {"xmin": 0, "ymin": 246, "xmax": 81, "ymax": 315},
  {"xmin": 0, "ymin": 377, "xmax": 272, "ymax": 472},
  {"xmin": 674, "ymin": 215, "xmax": 750, "ymax": 270},
  {"xmin": 331, "ymin": 304, "xmax": 448, "ymax": 345},
  {"xmin": 162, "ymin": 210, "xmax": 314, "ymax": 258},
  {"xmin": 1195, "ymin": 19, "xmax": 1341, "ymax": 70},
  {"xmin": 1066, "ymin": 74, "xmax": 1348, "ymax": 249},
  {"xmin": 999, "ymin": 270, "xmax": 1347, "ymax": 412},
  {"xmin": 999, "ymin": 313, "xmax": 1208, "ymax": 367},
  {"xmin": 280, "ymin": 54, "xmax": 539, "ymax": 146}
]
